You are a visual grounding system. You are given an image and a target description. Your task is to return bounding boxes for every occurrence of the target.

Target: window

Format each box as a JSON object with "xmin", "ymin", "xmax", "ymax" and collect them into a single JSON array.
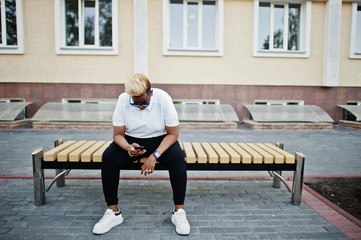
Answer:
[
  {"xmin": 54, "ymin": 0, "xmax": 118, "ymax": 55},
  {"xmin": 350, "ymin": 3, "xmax": 361, "ymax": 59},
  {"xmin": 163, "ymin": 0, "xmax": 223, "ymax": 56},
  {"xmin": 253, "ymin": 0, "xmax": 311, "ymax": 58},
  {"xmin": 0, "ymin": 0, "xmax": 24, "ymax": 54}
]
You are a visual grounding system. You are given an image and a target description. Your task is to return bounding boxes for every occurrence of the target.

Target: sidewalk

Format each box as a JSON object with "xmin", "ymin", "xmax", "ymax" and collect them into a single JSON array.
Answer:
[{"xmin": 0, "ymin": 125, "xmax": 361, "ymax": 239}]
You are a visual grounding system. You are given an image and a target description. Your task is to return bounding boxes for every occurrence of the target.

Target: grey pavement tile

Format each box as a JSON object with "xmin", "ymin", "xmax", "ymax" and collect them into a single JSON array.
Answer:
[
  {"xmin": 0, "ymin": 178, "xmax": 350, "ymax": 239},
  {"xmin": 1, "ymin": 127, "xmax": 359, "ymax": 239}
]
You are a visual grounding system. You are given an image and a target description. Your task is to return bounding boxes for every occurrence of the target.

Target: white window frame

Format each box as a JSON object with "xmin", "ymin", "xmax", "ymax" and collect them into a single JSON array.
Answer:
[
  {"xmin": 253, "ymin": 0, "xmax": 311, "ymax": 58},
  {"xmin": 54, "ymin": 0, "xmax": 118, "ymax": 55},
  {"xmin": 0, "ymin": 0, "xmax": 24, "ymax": 54},
  {"xmin": 162, "ymin": 0, "xmax": 223, "ymax": 56},
  {"xmin": 350, "ymin": 2, "xmax": 361, "ymax": 59}
]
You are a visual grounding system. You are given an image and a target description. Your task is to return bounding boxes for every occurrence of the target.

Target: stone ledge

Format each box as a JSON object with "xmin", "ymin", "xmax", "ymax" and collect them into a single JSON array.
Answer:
[
  {"xmin": 32, "ymin": 121, "xmax": 239, "ymax": 130},
  {"xmin": 338, "ymin": 120, "xmax": 361, "ymax": 130},
  {"xmin": 0, "ymin": 119, "xmax": 33, "ymax": 129},
  {"xmin": 179, "ymin": 122, "xmax": 238, "ymax": 129},
  {"xmin": 32, "ymin": 121, "xmax": 113, "ymax": 130},
  {"xmin": 243, "ymin": 120, "xmax": 333, "ymax": 130}
]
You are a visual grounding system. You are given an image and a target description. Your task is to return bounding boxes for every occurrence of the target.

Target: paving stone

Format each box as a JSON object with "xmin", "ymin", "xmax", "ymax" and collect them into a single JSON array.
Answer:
[
  {"xmin": 0, "ymin": 127, "xmax": 359, "ymax": 239},
  {"xmin": 0, "ymin": 177, "xmax": 350, "ymax": 239}
]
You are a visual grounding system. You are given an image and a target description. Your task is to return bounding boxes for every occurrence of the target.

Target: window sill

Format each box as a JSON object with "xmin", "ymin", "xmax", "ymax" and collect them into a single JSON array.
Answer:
[
  {"xmin": 163, "ymin": 48, "xmax": 223, "ymax": 57},
  {"xmin": 253, "ymin": 50, "xmax": 309, "ymax": 58},
  {"xmin": 0, "ymin": 46, "xmax": 24, "ymax": 54},
  {"xmin": 349, "ymin": 52, "xmax": 361, "ymax": 59},
  {"xmin": 56, "ymin": 47, "xmax": 118, "ymax": 55}
]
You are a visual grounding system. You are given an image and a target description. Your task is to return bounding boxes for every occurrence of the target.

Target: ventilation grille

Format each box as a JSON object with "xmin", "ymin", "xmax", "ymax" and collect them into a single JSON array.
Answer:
[
  {"xmin": 62, "ymin": 98, "xmax": 117, "ymax": 104},
  {"xmin": 0, "ymin": 98, "xmax": 25, "ymax": 103},
  {"xmin": 254, "ymin": 100, "xmax": 304, "ymax": 106},
  {"xmin": 173, "ymin": 99, "xmax": 220, "ymax": 105}
]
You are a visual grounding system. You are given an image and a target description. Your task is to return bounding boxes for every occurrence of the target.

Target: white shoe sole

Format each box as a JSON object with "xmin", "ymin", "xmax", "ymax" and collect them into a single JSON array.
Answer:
[{"xmin": 171, "ymin": 217, "xmax": 190, "ymax": 236}]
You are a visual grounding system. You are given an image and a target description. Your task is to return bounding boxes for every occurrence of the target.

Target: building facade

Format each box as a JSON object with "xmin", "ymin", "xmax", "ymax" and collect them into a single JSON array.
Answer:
[{"xmin": 0, "ymin": 0, "xmax": 360, "ymax": 123}]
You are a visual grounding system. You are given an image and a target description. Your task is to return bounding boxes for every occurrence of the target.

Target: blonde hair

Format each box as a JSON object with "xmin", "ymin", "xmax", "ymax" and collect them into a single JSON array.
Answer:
[{"xmin": 125, "ymin": 73, "xmax": 151, "ymax": 97}]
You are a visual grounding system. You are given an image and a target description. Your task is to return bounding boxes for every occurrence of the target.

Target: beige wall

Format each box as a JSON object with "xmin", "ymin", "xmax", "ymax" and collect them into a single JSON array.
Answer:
[
  {"xmin": 149, "ymin": 0, "xmax": 328, "ymax": 86},
  {"xmin": 0, "ymin": 0, "xmax": 360, "ymax": 87},
  {"xmin": 0, "ymin": 0, "xmax": 134, "ymax": 84}
]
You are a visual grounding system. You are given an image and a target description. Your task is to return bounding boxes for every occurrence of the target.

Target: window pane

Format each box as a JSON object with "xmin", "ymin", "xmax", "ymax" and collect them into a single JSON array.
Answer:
[
  {"xmin": 65, "ymin": 0, "xmax": 79, "ymax": 46},
  {"xmin": 187, "ymin": 2, "xmax": 198, "ymax": 47},
  {"xmin": 273, "ymin": 4, "xmax": 284, "ymax": 49},
  {"xmin": 202, "ymin": 1, "xmax": 216, "ymax": 49},
  {"xmin": 258, "ymin": 2, "xmax": 270, "ymax": 50},
  {"xmin": 6, "ymin": 0, "xmax": 17, "ymax": 46},
  {"xmin": 356, "ymin": 6, "xmax": 361, "ymax": 52},
  {"xmin": 84, "ymin": 0, "xmax": 95, "ymax": 45},
  {"xmin": 99, "ymin": 0, "xmax": 112, "ymax": 46},
  {"xmin": 288, "ymin": 4, "xmax": 300, "ymax": 50},
  {"xmin": 170, "ymin": 0, "xmax": 183, "ymax": 48}
]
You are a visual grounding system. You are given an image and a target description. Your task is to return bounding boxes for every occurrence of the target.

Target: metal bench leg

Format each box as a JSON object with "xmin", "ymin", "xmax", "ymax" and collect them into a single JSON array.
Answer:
[
  {"xmin": 291, "ymin": 151, "xmax": 305, "ymax": 206},
  {"xmin": 272, "ymin": 171, "xmax": 282, "ymax": 188},
  {"xmin": 32, "ymin": 147, "xmax": 45, "ymax": 206},
  {"xmin": 55, "ymin": 169, "xmax": 66, "ymax": 187},
  {"xmin": 54, "ymin": 139, "xmax": 66, "ymax": 187},
  {"xmin": 47, "ymin": 169, "xmax": 71, "ymax": 192},
  {"xmin": 273, "ymin": 142, "xmax": 284, "ymax": 188}
]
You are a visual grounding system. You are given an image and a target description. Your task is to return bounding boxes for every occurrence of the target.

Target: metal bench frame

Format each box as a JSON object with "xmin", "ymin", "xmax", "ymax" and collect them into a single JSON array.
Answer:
[{"xmin": 32, "ymin": 140, "xmax": 305, "ymax": 206}]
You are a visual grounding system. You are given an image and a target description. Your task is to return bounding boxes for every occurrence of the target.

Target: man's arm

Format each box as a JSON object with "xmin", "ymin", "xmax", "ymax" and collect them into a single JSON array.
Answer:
[
  {"xmin": 155, "ymin": 125, "xmax": 179, "ymax": 155},
  {"xmin": 141, "ymin": 125, "xmax": 179, "ymax": 175},
  {"xmin": 113, "ymin": 126, "xmax": 146, "ymax": 156}
]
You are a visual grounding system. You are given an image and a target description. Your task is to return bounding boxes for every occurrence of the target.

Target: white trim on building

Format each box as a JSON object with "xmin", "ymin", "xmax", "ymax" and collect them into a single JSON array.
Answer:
[
  {"xmin": 322, "ymin": 0, "xmax": 342, "ymax": 87},
  {"xmin": 162, "ymin": 0, "xmax": 224, "ymax": 56},
  {"xmin": 54, "ymin": 0, "xmax": 118, "ymax": 55},
  {"xmin": 0, "ymin": 0, "xmax": 24, "ymax": 54},
  {"xmin": 350, "ymin": 2, "xmax": 361, "ymax": 59},
  {"xmin": 134, "ymin": 0, "xmax": 148, "ymax": 75},
  {"xmin": 253, "ymin": 0, "xmax": 311, "ymax": 58}
]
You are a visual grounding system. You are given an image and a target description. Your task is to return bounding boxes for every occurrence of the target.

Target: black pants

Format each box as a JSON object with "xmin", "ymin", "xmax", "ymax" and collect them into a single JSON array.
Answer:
[{"xmin": 101, "ymin": 135, "xmax": 187, "ymax": 206}]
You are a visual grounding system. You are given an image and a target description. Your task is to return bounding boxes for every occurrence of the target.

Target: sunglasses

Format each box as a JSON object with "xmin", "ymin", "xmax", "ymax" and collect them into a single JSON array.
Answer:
[
  {"xmin": 129, "ymin": 94, "xmax": 151, "ymax": 108},
  {"xmin": 130, "ymin": 102, "xmax": 150, "ymax": 108}
]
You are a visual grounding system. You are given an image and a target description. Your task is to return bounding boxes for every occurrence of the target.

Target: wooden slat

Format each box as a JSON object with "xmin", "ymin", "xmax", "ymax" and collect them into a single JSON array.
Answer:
[
  {"xmin": 58, "ymin": 141, "xmax": 87, "ymax": 162},
  {"xmin": 93, "ymin": 141, "xmax": 112, "ymax": 162},
  {"xmin": 246, "ymin": 143, "xmax": 274, "ymax": 164},
  {"xmin": 192, "ymin": 142, "xmax": 207, "ymax": 164},
  {"xmin": 78, "ymin": 141, "xmax": 105, "ymax": 162},
  {"xmin": 220, "ymin": 143, "xmax": 241, "ymax": 164},
  {"xmin": 237, "ymin": 143, "xmax": 263, "ymax": 164},
  {"xmin": 201, "ymin": 142, "xmax": 218, "ymax": 164},
  {"xmin": 228, "ymin": 143, "xmax": 251, "ymax": 164},
  {"xmin": 210, "ymin": 143, "xmax": 229, "ymax": 164},
  {"xmin": 183, "ymin": 142, "xmax": 196, "ymax": 163},
  {"xmin": 44, "ymin": 140, "xmax": 76, "ymax": 162},
  {"xmin": 264, "ymin": 143, "xmax": 295, "ymax": 164},
  {"xmin": 44, "ymin": 140, "xmax": 296, "ymax": 166},
  {"xmin": 255, "ymin": 143, "xmax": 284, "ymax": 164}
]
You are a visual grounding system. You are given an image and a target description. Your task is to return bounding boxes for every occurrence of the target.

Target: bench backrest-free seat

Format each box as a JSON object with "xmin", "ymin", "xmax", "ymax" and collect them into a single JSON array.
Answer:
[{"xmin": 32, "ymin": 140, "xmax": 305, "ymax": 206}]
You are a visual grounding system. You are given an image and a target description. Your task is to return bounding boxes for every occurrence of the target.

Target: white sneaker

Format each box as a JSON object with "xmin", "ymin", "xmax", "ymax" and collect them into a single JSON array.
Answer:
[
  {"xmin": 92, "ymin": 209, "xmax": 123, "ymax": 234},
  {"xmin": 171, "ymin": 209, "xmax": 190, "ymax": 235}
]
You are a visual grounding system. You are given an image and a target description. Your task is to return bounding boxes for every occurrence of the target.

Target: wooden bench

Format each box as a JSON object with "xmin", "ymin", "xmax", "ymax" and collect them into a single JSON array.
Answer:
[{"xmin": 32, "ymin": 140, "xmax": 305, "ymax": 206}]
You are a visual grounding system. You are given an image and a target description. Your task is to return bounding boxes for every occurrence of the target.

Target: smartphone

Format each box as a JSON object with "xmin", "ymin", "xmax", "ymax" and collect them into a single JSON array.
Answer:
[{"xmin": 134, "ymin": 146, "xmax": 145, "ymax": 150}]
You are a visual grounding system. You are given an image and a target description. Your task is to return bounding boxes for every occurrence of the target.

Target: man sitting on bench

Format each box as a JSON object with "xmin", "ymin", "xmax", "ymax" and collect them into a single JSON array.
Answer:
[{"xmin": 92, "ymin": 73, "xmax": 190, "ymax": 236}]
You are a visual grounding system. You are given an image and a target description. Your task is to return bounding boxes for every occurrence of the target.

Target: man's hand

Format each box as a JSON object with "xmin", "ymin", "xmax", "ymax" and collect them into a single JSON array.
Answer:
[
  {"xmin": 141, "ymin": 154, "xmax": 157, "ymax": 176},
  {"xmin": 128, "ymin": 143, "xmax": 146, "ymax": 157}
]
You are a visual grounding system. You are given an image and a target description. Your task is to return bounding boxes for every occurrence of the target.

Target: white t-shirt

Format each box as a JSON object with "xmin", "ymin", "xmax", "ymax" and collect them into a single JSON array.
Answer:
[{"xmin": 112, "ymin": 88, "xmax": 179, "ymax": 138}]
